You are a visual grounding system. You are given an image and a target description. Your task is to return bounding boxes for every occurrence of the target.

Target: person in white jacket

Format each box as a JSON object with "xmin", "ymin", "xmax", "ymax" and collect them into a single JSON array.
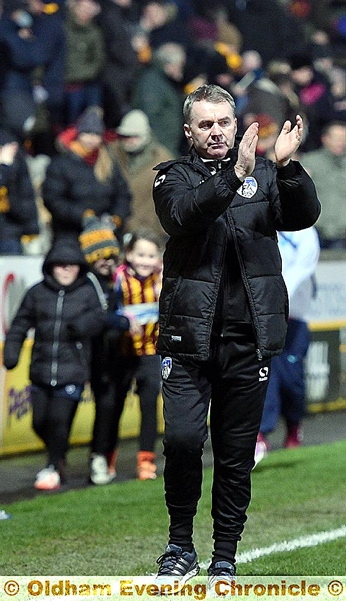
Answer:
[{"xmin": 255, "ymin": 226, "xmax": 320, "ymax": 465}]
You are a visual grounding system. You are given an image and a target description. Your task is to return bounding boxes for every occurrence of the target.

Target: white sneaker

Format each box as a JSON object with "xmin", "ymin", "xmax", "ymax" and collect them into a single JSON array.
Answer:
[
  {"xmin": 254, "ymin": 434, "xmax": 270, "ymax": 467},
  {"xmin": 90, "ymin": 454, "xmax": 114, "ymax": 485},
  {"xmin": 34, "ymin": 465, "xmax": 61, "ymax": 490}
]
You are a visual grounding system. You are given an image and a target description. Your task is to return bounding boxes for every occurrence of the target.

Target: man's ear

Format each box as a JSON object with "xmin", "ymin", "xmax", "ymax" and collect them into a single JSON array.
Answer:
[{"xmin": 184, "ymin": 123, "xmax": 192, "ymax": 141}]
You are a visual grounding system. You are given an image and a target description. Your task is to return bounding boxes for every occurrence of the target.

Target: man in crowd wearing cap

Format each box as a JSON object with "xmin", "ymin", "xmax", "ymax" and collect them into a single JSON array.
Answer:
[
  {"xmin": 79, "ymin": 214, "xmax": 131, "ymax": 485},
  {"xmin": 131, "ymin": 42, "xmax": 187, "ymax": 157},
  {"xmin": 109, "ymin": 109, "xmax": 173, "ymax": 246},
  {"xmin": 42, "ymin": 105, "xmax": 132, "ymax": 242}
]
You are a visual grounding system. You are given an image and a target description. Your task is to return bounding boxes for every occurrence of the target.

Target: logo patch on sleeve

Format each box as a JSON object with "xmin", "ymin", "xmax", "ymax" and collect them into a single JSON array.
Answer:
[{"xmin": 154, "ymin": 174, "xmax": 166, "ymax": 187}]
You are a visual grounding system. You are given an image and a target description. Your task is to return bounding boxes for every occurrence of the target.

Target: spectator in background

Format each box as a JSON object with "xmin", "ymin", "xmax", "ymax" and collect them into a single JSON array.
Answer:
[
  {"xmin": 23, "ymin": 0, "xmax": 66, "ymax": 156},
  {"xmin": 131, "ymin": 42, "xmax": 186, "ymax": 156},
  {"xmin": 42, "ymin": 105, "xmax": 132, "ymax": 242},
  {"xmin": 236, "ymin": 60, "xmax": 301, "ymax": 136},
  {"xmin": 97, "ymin": 0, "xmax": 140, "ymax": 127},
  {"xmin": 63, "ymin": 0, "xmax": 105, "ymax": 126},
  {"xmin": 231, "ymin": 50, "xmax": 265, "ymax": 115},
  {"xmin": 300, "ymin": 121, "xmax": 346, "ymax": 249},
  {"xmin": 225, "ymin": 0, "xmax": 307, "ymax": 67},
  {"xmin": 329, "ymin": 66, "xmax": 346, "ymax": 123},
  {"xmin": 0, "ymin": 130, "xmax": 39, "ymax": 254},
  {"xmin": 138, "ymin": 0, "xmax": 192, "ymax": 51},
  {"xmin": 289, "ymin": 52, "xmax": 338, "ymax": 152},
  {"xmin": 78, "ymin": 215, "xmax": 131, "ymax": 486},
  {"xmin": 109, "ymin": 109, "xmax": 173, "ymax": 245},
  {"xmin": 3, "ymin": 237, "xmax": 106, "ymax": 490},
  {"xmin": 255, "ymin": 226, "xmax": 320, "ymax": 466},
  {"xmin": 0, "ymin": 0, "xmax": 44, "ymax": 144}
]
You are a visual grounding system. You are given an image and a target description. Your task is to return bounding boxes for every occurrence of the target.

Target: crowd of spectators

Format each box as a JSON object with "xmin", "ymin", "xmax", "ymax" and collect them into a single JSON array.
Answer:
[{"xmin": 0, "ymin": 0, "xmax": 345, "ymax": 253}]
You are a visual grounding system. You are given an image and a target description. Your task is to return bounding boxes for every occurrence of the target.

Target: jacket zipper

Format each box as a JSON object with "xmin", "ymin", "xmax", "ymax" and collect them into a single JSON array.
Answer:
[
  {"xmin": 50, "ymin": 290, "xmax": 64, "ymax": 386},
  {"xmin": 225, "ymin": 211, "xmax": 263, "ymax": 360}
]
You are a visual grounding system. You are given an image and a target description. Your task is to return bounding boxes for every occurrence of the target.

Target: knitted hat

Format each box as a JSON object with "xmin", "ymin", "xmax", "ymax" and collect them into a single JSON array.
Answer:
[
  {"xmin": 116, "ymin": 110, "xmax": 151, "ymax": 139},
  {"xmin": 79, "ymin": 215, "xmax": 120, "ymax": 263},
  {"xmin": 77, "ymin": 106, "xmax": 105, "ymax": 136}
]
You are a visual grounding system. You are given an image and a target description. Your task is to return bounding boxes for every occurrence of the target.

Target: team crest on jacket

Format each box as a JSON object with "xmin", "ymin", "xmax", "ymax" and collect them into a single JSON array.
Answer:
[
  {"xmin": 161, "ymin": 357, "xmax": 172, "ymax": 380},
  {"xmin": 237, "ymin": 176, "xmax": 258, "ymax": 198}
]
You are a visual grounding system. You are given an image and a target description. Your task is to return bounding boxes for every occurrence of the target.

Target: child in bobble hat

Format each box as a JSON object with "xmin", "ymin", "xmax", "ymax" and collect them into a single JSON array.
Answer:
[{"xmin": 79, "ymin": 214, "xmax": 131, "ymax": 485}]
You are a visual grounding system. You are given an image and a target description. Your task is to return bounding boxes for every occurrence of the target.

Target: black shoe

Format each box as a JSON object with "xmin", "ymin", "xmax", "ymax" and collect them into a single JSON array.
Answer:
[
  {"xmin": 208, "ymin": 560, "xmax": 236, "ymax": 592},
  {"xmin": 156, "ymin": 544, "xmax": 200, "ymax": 586}
]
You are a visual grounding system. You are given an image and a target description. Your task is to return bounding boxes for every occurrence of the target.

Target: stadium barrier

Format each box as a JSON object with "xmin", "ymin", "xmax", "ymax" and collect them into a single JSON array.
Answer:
[{"xmin": 0, "ymin": 253, "xmax": 345, "ymax": 457}]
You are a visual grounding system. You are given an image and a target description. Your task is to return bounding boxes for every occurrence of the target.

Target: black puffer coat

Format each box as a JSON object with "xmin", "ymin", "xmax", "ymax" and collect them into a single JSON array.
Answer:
[
  {"xmin": 153, "ymin": 147, "xmax": 320, "ymax": 361},
  {"xmin": 42, "ymin": 144, "xmax": 132, "ymax": 239},
  {"xmin": 4, "ymin": 238, "xmax": 106, "ymax": 386},
  {"xmin": 0, "ymin": 128, "xmax": 39, "ymax": 242}
]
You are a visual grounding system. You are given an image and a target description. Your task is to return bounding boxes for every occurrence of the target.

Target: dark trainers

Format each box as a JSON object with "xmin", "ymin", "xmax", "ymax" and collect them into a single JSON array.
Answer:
[
  {"xmin": 208, "ymin": 561, "xmax": 236, "ymax": 593},
  {"xmin": 156, "ymin": 544, "xmax": 200, "ymax": 586}
]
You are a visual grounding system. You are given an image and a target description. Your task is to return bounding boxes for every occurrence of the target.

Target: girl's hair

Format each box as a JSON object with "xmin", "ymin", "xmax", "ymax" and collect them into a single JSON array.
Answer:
[
  {"xmin": 124, "ymin": 228, "xmax": 163, "ymax": 253},
  {"xmin": 94, "ymin": 146, "xmax": 114, "ymax": 182},
  {"xmin": 183, "ymin": 84, "xmax": 236, "ymax": 124}
]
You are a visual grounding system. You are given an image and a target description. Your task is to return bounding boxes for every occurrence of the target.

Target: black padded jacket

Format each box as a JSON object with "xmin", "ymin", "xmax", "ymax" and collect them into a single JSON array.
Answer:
[{"xmin": 153, "ymin": 146, "xmax": 321, "ymax": 361}]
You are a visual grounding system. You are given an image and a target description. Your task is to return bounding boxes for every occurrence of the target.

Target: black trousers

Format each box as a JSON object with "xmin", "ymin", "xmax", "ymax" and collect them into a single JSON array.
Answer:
[
  {"xmin": 161, "ymin": 334, "xmax": 271, "ymax": 564},
  {"xmin": 31, "ymin": 385, "xmax": 81, "ymax": 470},
  {"xmin": 92, "ymin": 354, "xmax": 162, "ymax": 455}
]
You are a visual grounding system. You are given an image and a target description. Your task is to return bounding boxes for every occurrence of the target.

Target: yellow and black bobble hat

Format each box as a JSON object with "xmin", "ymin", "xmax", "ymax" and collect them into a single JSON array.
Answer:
[{"xmin": 79, "ymin": 214, "xmax": 120, "ymax": 264}]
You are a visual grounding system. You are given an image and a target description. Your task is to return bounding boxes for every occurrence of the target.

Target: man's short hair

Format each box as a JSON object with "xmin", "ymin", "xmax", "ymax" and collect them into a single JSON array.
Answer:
[{"xmin": 183, "ymin": 85, "xmax": 236, "ymax": 124}]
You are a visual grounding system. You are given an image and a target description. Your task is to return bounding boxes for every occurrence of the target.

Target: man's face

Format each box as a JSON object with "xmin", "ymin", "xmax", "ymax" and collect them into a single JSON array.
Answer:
[
  {"xmin": 184, "ymin": 100, "xmax": 237, "ymax": 159},
  {"xmin": 93, "ymin": 257, "xmax": 116, "ymax": 277},
  {"xmin": 322, "ymin": 125, "xmax": 346, "ymax": 157}
]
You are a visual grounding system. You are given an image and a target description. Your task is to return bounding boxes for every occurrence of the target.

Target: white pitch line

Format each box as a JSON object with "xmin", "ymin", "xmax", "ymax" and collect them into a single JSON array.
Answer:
[{"xmin": 200, "ymin": 525, "xmax": 346, "ymax": 569}]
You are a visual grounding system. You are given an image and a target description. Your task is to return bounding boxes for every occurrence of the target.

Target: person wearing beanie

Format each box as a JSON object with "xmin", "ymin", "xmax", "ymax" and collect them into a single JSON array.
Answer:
[
  {"xmin": 76, "ymin": 105, "xmax": 106, "ymax": 137},
  {"xmin": 3, "ymin": 237, "xmax": 106, "ymax": 490},
  {"xmin": 42, "ymin": 105, "xmax": 132, "ymax": 242},
  {"xmin": 79, "ymin": 214, "xmax": 131, "ymax": 485},
  {"xmin": 108, "ymin": 109, "xmax": 173, "ymax": 245}
]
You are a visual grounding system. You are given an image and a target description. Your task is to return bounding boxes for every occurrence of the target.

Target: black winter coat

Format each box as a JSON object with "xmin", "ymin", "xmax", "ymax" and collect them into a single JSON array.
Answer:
[
  {"xmin": 42, "ymin": 147, "xmax": 132, "ymax": 238},
  {"xmin": 4, "ymin": 239, "xmax": 106, "ymax": 386},
  {"xmin": 153, "ymin": 147, "xmax": 321, "ymax": 361},
  {"xmin": 0, "ymin": 129, "xmax": 39, "ymax": 242}
]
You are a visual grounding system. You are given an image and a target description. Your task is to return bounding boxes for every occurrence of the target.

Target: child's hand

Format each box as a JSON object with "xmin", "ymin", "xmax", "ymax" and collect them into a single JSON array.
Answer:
[{"xmin": 126, "ymin": 315, "xmax": 142, "ymax": 336}]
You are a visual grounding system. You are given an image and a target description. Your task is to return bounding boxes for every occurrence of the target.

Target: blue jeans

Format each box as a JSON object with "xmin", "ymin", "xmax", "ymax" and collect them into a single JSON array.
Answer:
[{"xmin": 260, "ymin": 318, "xmax": 310, "ymax": 434}]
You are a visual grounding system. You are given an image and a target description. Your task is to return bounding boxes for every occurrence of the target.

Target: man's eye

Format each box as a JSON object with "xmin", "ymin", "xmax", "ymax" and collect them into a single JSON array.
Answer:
[
  {"xmin": 200, "ymin": 123, "xmax": 212, "ymax": 130},
  {"xmin": 219, "ymin": 120, "xmax": 231, "ymax": 127}
]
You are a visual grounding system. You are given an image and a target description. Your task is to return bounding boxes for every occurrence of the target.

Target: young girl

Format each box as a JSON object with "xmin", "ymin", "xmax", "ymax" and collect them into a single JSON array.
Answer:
[{"xmin": 108, "ymin": 228, "xmax": 162, "ymax": 480}]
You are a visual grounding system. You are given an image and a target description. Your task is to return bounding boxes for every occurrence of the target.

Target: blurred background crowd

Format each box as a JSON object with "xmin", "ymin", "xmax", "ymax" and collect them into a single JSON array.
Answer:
[{"xmin": 0, "ymin": 0, "xmax": 345, "ymax": 255}]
